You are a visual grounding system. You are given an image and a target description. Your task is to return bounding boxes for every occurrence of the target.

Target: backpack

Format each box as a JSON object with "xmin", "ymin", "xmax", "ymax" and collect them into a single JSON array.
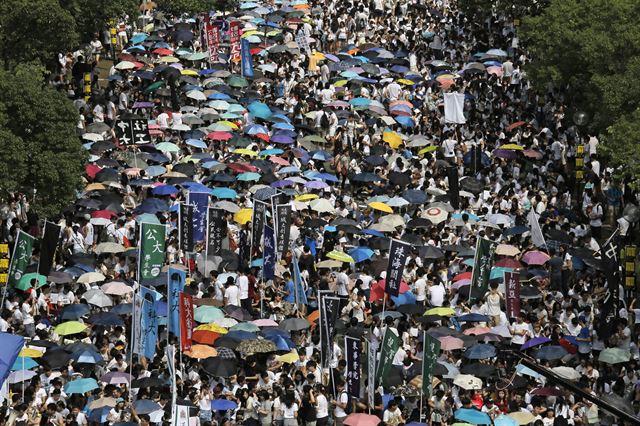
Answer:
[{"xmin": 341, "ymin": 391, "xmax": 353, "ymax": 415}]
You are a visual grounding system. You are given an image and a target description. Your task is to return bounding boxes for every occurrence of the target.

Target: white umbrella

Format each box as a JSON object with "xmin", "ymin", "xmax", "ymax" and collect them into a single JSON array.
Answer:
[
  {"xmin": 8, "ymin": 370, "xmax": 37, "ymax": 384},
  {"xmin": 551, "ymin": 366, "xmax": 581, "ymax": 380},
  {"xmin": 453, "ymin": 374, "xmax": 483, "ymax": 390},
  {"xmin": 82, "ymin": 133, "xmax": 104, "ymax": 142},
  {"xmin": 211, "ymin": 317, "xmax": 238, "ymax": 328},
  {"xmin": 425, "ymin": 207, "xmax": 448, "ymax": 224},
  {"xmin": 95, "ymin": 242, "xmax": 125, "ymax": 254},
  {"xmin": 115, "ymin": 61, "xmax": 135, "ymax": 70},
  {"xmin": 379, "ymin": 214, "xmax": 405, "ymax": 227},
  {"xmin": 212, "ymin": 201, "xmax": 240, "ymax": 213},
  {"xmin": 101, "ymin": 281, "xmax": 134, "ymax": 296},
  {"xmin": 77, "ymin": 272, "xmax": 106, "ymax": 284},
  {"xmin": 387, "ymin": 196, "xmax": 410, "ymax": 207},
  {"xmin": 82, "ymin": 289, "xmax": 113, "ymax": 308},
  {"xmin": 186, "ymin": 90, "xmax": 207, "ymax": 101},
  {"xmin": 309, "ymin": 199, "xmax": 335, "ymax": 213},
  {"xmin": 369, "ymin": 222, "xmax": 395, "ymax": 233},
  {"xmin": 90, "ymin": 217, "xmax": 111, "ymax": 226}
]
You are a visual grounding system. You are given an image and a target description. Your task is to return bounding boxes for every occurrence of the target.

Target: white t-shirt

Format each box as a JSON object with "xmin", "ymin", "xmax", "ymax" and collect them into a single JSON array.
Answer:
[
  {"xmin": 428, "ymin": 284, "xmax": 446, "ymax": 307},
  {"xmin": 225, "ymin": 285, "xmax": 240, "ymax": 306},
  {"xmin": 334, "ymin": 392, "xmax": 349, "ymax": 418},
  {"xmin": 414, "ymin": 278, "xmax": 427, "ymax": 302},
  {"xmin": 316, "ymin": 394, "xmax": 329, "ymax": 418},
  {"xmin": 510, "ymin": 322, "xmax": 530, "ymax": 345},
  {"xmin": 237, "ymin": 275, "xmax": 249, "ymax": 300},
  {"xmin": 282, "ymin": 403, "xmax": 298, "ymax": 419}
]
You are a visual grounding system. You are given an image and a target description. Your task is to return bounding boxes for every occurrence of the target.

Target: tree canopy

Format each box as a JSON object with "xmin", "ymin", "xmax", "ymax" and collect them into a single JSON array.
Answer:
[
  {"xmin": 60, "ymin": 0, "xmax": 139, "ymax": 43},
  {"xmin": 0, "ymin": 65, "xmax": 87, "ymax": 216},
  {"xmin": 155, "ymin": 0, "xmax": 236, "ymax": 16}
]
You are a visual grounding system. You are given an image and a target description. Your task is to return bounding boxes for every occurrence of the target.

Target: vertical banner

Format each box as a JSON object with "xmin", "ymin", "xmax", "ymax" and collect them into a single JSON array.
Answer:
[
  {"xmin": 179, "ymin": 292, "xmax": 194, "ymax": 352},
  {"xmin": 263, "ymin": 225, "xmax": 276, "ymax": 281},
  {"xmin": 600, "ymin": 231, "xmax": 621, "ymax": 334},
  {"xmin": 206, "ymin": 208, "xmax": 226, "ymax": 257},
  {"xmin": 139, "ymin": 222, "xmax": 166, "ymax": 284},
  {"xmin": 139, "ymin": 286, "xmax": 160, "ymax": 360},
  {"xmin": 504, "ymin": 271, "xmax": 521, "ymax": 319},
  {"xmin": 527, "ymin": 208, "xmax": 547, "ymax": 249},
  {"xmin": 38, "ymin": 222, "xmax": 61, "ymax": 276},
  {"xmin": 168, "ymin": 268, "xmax": 186, "ymax": 336},
  {"xmin": 275, "ymin": 204, "xmax": 292, "ymax": 260},
  {"xmin": 421, "ymin": 333, "xmax": 441, "ymax": 397},
  {"xmin": 241, "ymin": 38, "xmax": 254, "ymax": 77},
  {"xmin": 375, "ymin": 328, "xmax": 401, "ymax": 387},
  {"xmin": 166, "ymin": 344, "xmax": 177, "ymax": 426},
  {"xmin": 251, "ymin": 200, "xmax": 267, "ymax": 257},
  {"xmin": 7, "ymin": 231, "xmax": 35, "ymax": 287},
  {"xmin": 206, "ymin": 23, "xmax": 220, "ymax": 63},
  {"xmin": 132, "ymin": 294, "xmax": 144, "ymax": 356},
  {"xmin": 173, "ymin": 405, "xmax": 190, "ymax": 426},
  {"xmin": 187, "ymin": 192, "xmax": 209, "ymax": 242},
  {"xmin": 292, "ymin": 256, "xmax": 308, "ymax": 305},
  {"xmin": 0, "ymin": 332, "xmax": 24, "ymax": 388},
  {"xmin": 344, "ymin": 336, "xmax": 361, "ymax": 398},
  {"xmin": 229, "ymin": 21, "xmax": 241, "ymax": 63},
  {"xmin": 179, "ymin": 203, "xmax": 194, "ymax": 252},
  {"xmin": 469, "ymin": 238, "xmax": 497, "ymax": 302},
  {"xmin": 319, "ymin": 292, "xmax": 341, "ymax": 368},
  {"xmin": 385, "ymin": 239, "xmax": 412, "ymax": 296},
  {"xmin": 447, "ymin": 166, "xmax": 460, "ymax": 210},
  {"xmin": 367, "ymin": 339, "xmax": 376, "ymax": 408}
]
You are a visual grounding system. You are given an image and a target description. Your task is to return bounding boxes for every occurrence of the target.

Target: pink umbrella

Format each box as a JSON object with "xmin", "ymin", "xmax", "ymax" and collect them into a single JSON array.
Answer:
[
  {"xmin": 438, "ymin": 336, "xmax": 465, "ymax": 351},
  {"xmin": 522, "ymin": 250, "xmax": 550, "ymax": 265},
  {"xmin": 452, "ymin": 279, "xmax": 471, "ymax": 289},
  {"xmin": 464, "ymin": 326, "xmax": 491, "ymax": 335},
  {"xmin": 252, "ymin": 319, "xmax": 279, "ymax": 327},
  {"xmin": 343, "ymin": 413, "xmax": 381, "ymax": 426}
]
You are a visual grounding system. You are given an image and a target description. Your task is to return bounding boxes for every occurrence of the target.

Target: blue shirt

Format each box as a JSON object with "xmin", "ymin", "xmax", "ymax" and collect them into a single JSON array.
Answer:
[{"xmin": 284, "ymin": 280, "xmax": 295, "ymax": 303}]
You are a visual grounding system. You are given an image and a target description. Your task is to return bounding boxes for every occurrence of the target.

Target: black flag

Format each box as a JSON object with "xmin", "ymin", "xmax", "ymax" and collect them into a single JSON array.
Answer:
[
  {"xmin": 275, "ymin": 204, "xmax": 292, "ymax": 259},
  {"xmin": 38, "ymin": 222, "xmax": 61, "ymax": 276},
  {"xmin": 385, "ymin": 239, "xmax": 411, "ymax": 296},
  {"xmin": 179, "ymin": 203, "xmax": 194, "ymax": 252},
  {"xmin": 448, "ymin": 166, "xmax": 459, "ymax": 209},
  {"xmin": 600, "ymin": 229, "xmax": 621, "ymax": 334},
  {"xmin": 206, "ymin": 208, "xmax": 226, "ymax": 257},
  {"xmin": 251, "ymin": 200, "xmax": 267, "ymax": 256}
]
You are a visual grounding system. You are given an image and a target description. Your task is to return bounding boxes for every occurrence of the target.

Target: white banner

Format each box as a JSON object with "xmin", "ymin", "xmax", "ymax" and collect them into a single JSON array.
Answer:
[{"xmin": 444, "ymin": 93, "xmax": 466, "ymax": 124}]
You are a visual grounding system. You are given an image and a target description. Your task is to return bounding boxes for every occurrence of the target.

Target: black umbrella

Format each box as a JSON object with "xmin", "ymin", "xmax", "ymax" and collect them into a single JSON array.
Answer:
[
  {"xmin": 460, "ymin": 177, "xmax": 485, "ymax": 194},
  {"xmin": 41, "ymin": 349, "xmax": 72, "ymax": 369},
  {"xmin": 461, "ymin": 363, "xmax": 496, "ymax": 378},
  {"xmin": 419, "ymin": 245, "xmax": 444, "ymax": 259},
  {"xmin": 304, "ymin": 218, "xmax": 328, "ymax": 228},
  {"xmin": 351, "ymin": 172, "xmax": 381, "ymax": 183},
  {"xmin": 402, "ymin": 189, "xmax": 428, "ymax": 204},
  {"xmin": 131, "ymin": 377, "xmax": 164, "ymax": 388},
  {"xmin": 173, "ymin": 163, "xmax": 196, "ymax": 176},
  {"xmin": 331, "ymin": 218, "xmax": 359, "ymax": 227},
  {"xmin": 401, "ymin": 233, "xmax": 423, "ymax": 246},
  {"xmin": 214, "ymin": 336, "xmax": 239, "ymax": 350},
  {"xmin": 202, "ymin": 357, "xmax": 238, "ymax": 377},
  {"xmin": 224, "ymin": 305, "xmax": 252, "ymax": 321},
  {"xmin": 64, "ymin": 342, "xmax": 99, "ymax": 353},
  {"xmin": 397, "ymin": 304, "xmax": 423, "ymax": 315},
  {"xmin": 279, "ymin": 318, "xmax": 310, "ymax": 331},
  {"xmin": 95, "ymin": 168, "xmax": 119, "ymax": 182},
  {"xmin": 388, "ymin": 171, "xmax": 411, "ymax": 186},
  {"xmin": 336, "ymin": 224, "xmax": 361, "ymax": 234},
  {"xmin": 407, "ymin": 218, "xmax": 432, "ymax": 229},
  {"xmin": 546, "ymin": 229, "xmax": 572, "ymax": 244}
]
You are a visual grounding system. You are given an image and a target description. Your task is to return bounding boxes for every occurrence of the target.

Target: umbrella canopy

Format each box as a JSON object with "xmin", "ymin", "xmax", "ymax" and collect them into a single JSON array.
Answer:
[
  {"xmin": 65, "ymin": 378, "xmax": 99, "ymax": 394},
  {"xmin": 344, "ymin": 413, "xmax": 381, "ymax": 426},
  {"xmin": 454, "ymin": 408, "xmax": 492, "ymax": 425}
]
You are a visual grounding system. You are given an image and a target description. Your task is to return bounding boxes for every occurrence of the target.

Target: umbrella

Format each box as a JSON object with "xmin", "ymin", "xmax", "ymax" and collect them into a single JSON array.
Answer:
[
  {"xmin": 131, "ymin": 377, "xmax": 164, "ymax": 388},
  {"xmin": 211, "ymin": 399, "xmax": 238, "ymax": 411},
  {"xmin": 195, "ymin": 306, "xmax": 225, "ymax": 323},
  {"xmin": 100, "ymin": 371, "xmax": 133, "ymax": 385},
  {"xmin": 453, "ymin": 374, "xmax": 483, "ymax": 390},
  {"xmin": 279, "ymin": 318, "xmax": 310, "ymax": 331},
  {"xmin": 202, "ymin": 357, "xmax": 238, "ymax": 377},
  {"xmin": 326, "ymin": 250, "xmax": 354, "ymax": 263},
  {"xmin": 460, "ymin": 363, "xmax": 496, "ymax": 378},
  {"xmin": 551, "ymin": 366, "xmax": 581, "ymax": 380},
  {"xmin": 522, "ymin": 250, "xmax": 550, "ymax": 265},
  {"xmin": 599, "ymin": 347, "xmax": 631, "ymax": 364},
  {"xmin": 507, "ymin": 412, "xmax": 536, "ymax": 425},
  {"xmin": 71, "ymin": 349, "xmax": 104, "ymax": 364},
  {"xmin": 54, "ymin": 321, "xmax": 88, "ymax": 336},
  {"xmin": 534, "ymin": 345, "xmax": 568, "ymax": 360},
  {"xmin": 464, "ymin": 344, "xmax": 496, "ymax": 359},
  {"xmin": 16, "ymin": 273, "xmax": 47, "ymax": 291},
  {"xmin": 520, "ymin": 336, "xmax": 551, "ymax": 350},
  {"xmin": 77, "ymin": 271, "xmax": 106, "ymax": 284},
  {"xmin": 454, "ymin": 408, "xmax": 492, "ymax": 425},
  {"xmin": 82, "ymin": 289, "xmax": 113, "ymax": 307},
  {"xmin": 11, "ymin": 357, "xmax": 38, "ymax": 371},
  {"xmin": 493, "ymin": 415, "xmax": 518, "ymax": 426},
  {"xmin": 133, "ymin": 400, "xmax": 162, "ymax": 415},
  {"xmin": 61, "ymin": 304, "xmax": 91, "ymax": 320},
  {"xmin": 8, "ymin": 370, "xmax": 37, "ymax": 384},
  {"xmin": 185, "ymin": 345, "xmax": 218, "ymax": 359},
  {"xmin": 65, "ymin": 378, "xmax": 99, "ymax": 394},
  {"xmin": 438, "ymin": 336, "xmax": 465, "ymax": 351},
  {"xmin": 101, "ymin": 281, "xmax": 134, "ymax": 296},
  {"xmin": 237, "ymin": 339, "xmax": 277, "ymax": 354},
  {"xmin": 343, "ymin": 413, "xmax": 381, "ymax": 426}
]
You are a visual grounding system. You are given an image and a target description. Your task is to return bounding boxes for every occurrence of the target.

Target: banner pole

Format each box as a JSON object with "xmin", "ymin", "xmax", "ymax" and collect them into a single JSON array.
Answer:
[{"xmin": 419, "ymin": 331, "xmax": 425, "ymax": 422}]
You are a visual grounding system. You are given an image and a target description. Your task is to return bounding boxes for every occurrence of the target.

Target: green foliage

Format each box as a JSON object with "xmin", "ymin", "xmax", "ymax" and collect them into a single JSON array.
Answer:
[
  {"xmin": 602, "ymin": 108, "xmax": 640, "ymax": 187},
  {"xmin": 0, "ymin": 64, "xmax": 87, "ymax": 216},
  {"xmin": 0, "ymin": 0, "xmax": 78, "ymax": 69},
  {"xmin": 60, "ymin": 0, "xmax": 139, "ymax": 43},
  {"xmin": 458, "ymin": 0, "xmax": 545, "ymax": 20},
  {"xmin": 156, "ymin": 0, "xmax": 236, "ymax": 16}
]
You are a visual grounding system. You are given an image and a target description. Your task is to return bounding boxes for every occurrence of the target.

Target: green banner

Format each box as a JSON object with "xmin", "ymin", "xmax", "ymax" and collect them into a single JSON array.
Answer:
[
  {"xmin": 375, "ymin": 328, "xmax": 401, "ymax": 387},
  {"xmin": 470, "ymin": 238, "xmax": 497, "ymax": 302},
  {"xmin": 421, "ymin": 333, "xmax": 441, "ymax": 396},
  {"xmin": 8, "ymin": 231, "xmax": 35, "ymax": 287},
  {"xmin": 139, "ymin": 223, "xmax": 166, "ymax": 283}
]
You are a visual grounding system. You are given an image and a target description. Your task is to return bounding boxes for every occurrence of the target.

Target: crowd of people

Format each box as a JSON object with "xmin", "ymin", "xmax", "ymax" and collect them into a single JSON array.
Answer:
[{"xmin": 2, "ymin": 0, "xmax": 640, "ymax": 425}]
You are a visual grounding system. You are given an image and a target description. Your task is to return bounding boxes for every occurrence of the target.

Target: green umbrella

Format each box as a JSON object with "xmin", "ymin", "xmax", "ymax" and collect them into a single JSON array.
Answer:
[
  {"xmin": 194, "ymin": 306, "xmax": 225, "ymax": 323},
  {"xmin": 187, "ymin": 52, "xmax": 208, "ymax": 61},
  {"xmin": 301, "ymin": 135, "xmax": 326, "ymax": 143},
  {"xmin": 16, "ymin": 273, "xmax": 47, "ymax": 291},
  {"xmin": 599, "ymin": 347, "xmax": 631, "ymax": 364},
  {"xmin": 144, "ymin": 81, "xmax": 165, "ymax": 93},
  {"xmin": 230, "ymin": 322, "xmax": 260, "ymax": 332},
  {"xmin": 54, "ymin": 321, "xmax": 88, "ymax": 336},
  {"xmin": 156, "ymin": 142, "xmax": 180, "ymax": 152},
  {"xmin": 227, "ymin": 75, "xmax": 248, "ymax": 88},
  {"xmin": 135, "ymin": 213, "xmax": 161, "ymax": 224}
]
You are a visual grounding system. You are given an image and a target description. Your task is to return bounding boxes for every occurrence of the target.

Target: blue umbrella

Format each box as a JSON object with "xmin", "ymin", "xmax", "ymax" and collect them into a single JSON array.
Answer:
[
  {"xmin": 89, "ymin": 406, "xmax": 111, "ymax": 423},
  {"xmin": 136, "ymin": 198, "xmax": 169, "ymax": 214},
  {"xmin": 12, "ymin": 357, "xmax": 38, "ymax": 371},
  {"xmin": 186, "ymin": 139, "xmax": 208, "ymax": 149},
  {"xmin": 152, "ymin": 185, "xmax": 178, "ymax": 196},
  {"xmin": 71, "ymin": 349, "xmax": 103, "ymax": 364},
  {"xmin": 262, "ymin": 328, "xmax": 290, "ymax": 338},
  {"xmin": 348, "ymin": 247, "xmax": 374, "ymax": 263},
  {"xmin": 534, "ymin": 345, "xmax": 568, "ymax": 360},
  {"xmin": 248, "ymin": 101, "xmax": 272, "ymax": 119},
  {"xmin": 211, "ymin": 399, "xmax": 238, "ymax": 411},
  {"xmin": 245, "ymin": 124, "xmax": 269, "ymax": 134},
  {"xmin": 402, "ymin": 189, "xmax": 427, "ymax": 204},
  {"xmin": 208, "ymin": 92, "xmax": 232, "ymax": 100},
  {"xmin": 226, "ymin": 330, "xmax": 257, "ymax": 341},
  {"xmin": 361, "ymin": 229, "xmax": 385, "ymax": 238},
  {"xmin": 181, "ymin": 182, "xmax": 210, "ymax": 193},
  {"xmin": 502, "ymin": 225, "xmax": 529, "ymax": 236},
  {"xmin": 349, "ymin": 97, "xmax": 371, "ymax": 106},
  {"xmin": 391, "ymin": 291, "xmax": 416, "ymax": 306},
  {"xmin": 464, "ymin": 344, "xmax": 497, "ymax": 359},
  {"xmin": 65, "ymin": 378, "xmax": 99, "ymax": 394},
  {"xmin": 311, "ymin": 172, "xmax": 339, "ymax": 182},
  {"xmin": 521, "ymin": 336, "xmax": 551, "ymax": 350},
  {"xmin": 271, "ymin": 179, "xmax": 294, "ymax": 188},
  {"xmin": 352, "ymin": 172, "xmax": 382, "ymax": 182},
  {"xmin": 456, "ymin": 313, "xmax": 490, "ymax": 322},
  {"xmin": 494, "ymin": 415, "xmax": 518, "ymax": 426},
  {"xmin": 454, "ymin": 408, "xmax": 492, "ymax": 425},
  {"xmin": 266, "ymin": 335, "xmax": 296, "ymax": 351},
  {"xmin": 145, "ymin": 165, "xmax": 168, "ymax": 177},
  {"xmin": 61, "ymin": 303, "xmax": 90, "ymax": 320},
  {"xmin": 110, "ymin": 303, "xmax": 133, "ymax": 316},
  {"xmin": 88, "ymin": 311, "xmax": 125, "ymax": 327},
  {"xmin": 278, "ymin": 166, "xmax": 300, "ymax": 174},
  {"xmin": 312, "ymin": 151, "xmax": 333, "ymax": 161},
  {"xmin": 211, "ymin": 188, "xmax": 237, "ymax": 199},
  {"xmin": 133, "ymin": 399, "xmax": 161, "ymax": 414},
  {"xmin": 260, "ymin": 148, "xmax": 284, "ymax": 156},
  {"xmin": 271, "ymin": 134, "xmax": 294, "ymax": 144},
  {"xmin": 395, "ymin": 116, "xmax": 415, "ymax": 128},
  {"xmin": 237, "ymin": 172, "xmax": 261, "ymax": 181},
  {"xmin": 209, "ymin": 173, "xmax": 236, "ymax": 182},
  {"xmin": 135, "ymin": 213, "xmax": 161, "ymax": 225}
]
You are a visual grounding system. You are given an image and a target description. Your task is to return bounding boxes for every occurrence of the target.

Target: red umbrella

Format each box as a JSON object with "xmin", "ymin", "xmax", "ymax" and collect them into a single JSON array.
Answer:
[
  {"xmin": 227, "ymin": 163, "xmax": 258, "ymax": 173},
  {"xmin": 270, "ymin": 156, "xmax": 290, "ymax": 166},
  {"xmin": 495, "ymin": 258, "xmax": 523, "ymax": 269},
  {"xmin": 522, "ymin": 250, "xmax": 550, "ymax": 265},
  {"xmin": 86, "ymin": 164, "xmax": 102, "ymax": 179},
  {"xmin": 523, "ymin": 149, "xmax": 543, "ymax": 159},
  {"xmin": 192, "ymin": 330, "xmax": 221, "ymax": 345},
  {"xmin": 506, "ymin": 121, "xmax": 526, "ymax": 132},
  {"xmin": 207, "ymin": 131, "xmax": 233, "ymax": 141},
  {"xmin": 531, "ymin": 387, "xmax": 563, "ymax": 397},
  {"xmin": 453, "ymin": 271, "xmax": 472, "ymax": 282},
  {"xmin": 369, "ymin": 279, "xmax": 410, "ymax": 302},
  {"xmin": 254, "ymin": 133, "xmax": 270, "ymax": 142},
  {"xmin": 91, "ymin": 210, "xmax": 117, "ymax": 219},
  {"xmin": 152, "ymin": 48, "xmax": 174, "ymax": 55}
]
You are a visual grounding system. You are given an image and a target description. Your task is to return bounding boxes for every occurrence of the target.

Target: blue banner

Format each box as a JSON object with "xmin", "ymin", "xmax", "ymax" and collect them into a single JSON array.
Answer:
[
  {"xmin": 136, "ymin": 286, "xmax": 160, "ymax": 360},
  {"xmin": 0, "ymin": 333, "xmax": 23, "ymax": 388},
  {"xmin": 241, "ymin": 38, "xmax": 254, "ymax": 78},
  {"xmin": 292, "ymin": 256, "xmax": 308, "ymax": 305},
  {"xmin": 188, "ymin": 192, "xmax": 209, "ymax": 242},
  {"xmin": 263, "ymin": 225, "xmax": 276, "ymax": 281},
  {"xmin": 168, "ymin": 268, "xmax": 186, "ymax": 336}
]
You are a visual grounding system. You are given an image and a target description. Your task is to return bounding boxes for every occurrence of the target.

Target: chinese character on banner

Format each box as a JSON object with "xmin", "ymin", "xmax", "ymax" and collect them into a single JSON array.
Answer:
[
  {"xmin": 229, "ymin": 21, "xmax": 241, "ymax": 63},
  {"xmin": 179, "ymin": 292, "xmax": 194, "ymax": 351},
  {"xmin": 206, "ymin": 23, "xmax": 220, "ymax": 63}
]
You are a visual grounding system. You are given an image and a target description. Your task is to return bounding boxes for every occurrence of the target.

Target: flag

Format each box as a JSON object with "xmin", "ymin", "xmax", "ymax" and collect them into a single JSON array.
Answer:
[
  {"xmin": 527, "ymin": 208, "xmax": 547, "ymax": 249},
  {"xmin": 139, "ymin": 222, "xmax": 166, "ymax": 284},
  {"xmin": 229, "ymin": 20, "xmax": 241, "ymax": 63},
  {"xmin": 187, "ymin": 192, "xmax": 209, "ymax": 242},
  {"xmin": 179, "ymin": 292, "xmax": 194, "ymax": 352},
  {"xmin": 250, "ymin": 200, "xmax": 267, "ymax": 257},
  {"xmin": 179, "ymin": 203, "xmax": 194, "ymax": 252},
  {"xmin": 421, "ymin": 333, "xmax": 441, "ymax": 396},
  {"xmin": 443, "ymin": 92, "xmax": 466, "ymax": 124},
  {"xmin": 0, "ymin": 332, "xmax": 24, "ymax": 388},
  {"xmin": 292, "ymin": 255, "xmax": 308, "ymax": 305},
  {"xmin": 38, "ymin": 222, "xmax": 61, "ymax": 276},
  {"xmin": 344, "ymin": 336, "xmax": 361, "ymax": 397},
  {"xmin": 7, "ymin": 230, "xmax": 35, "ymax": 287},
  {"xmin": 241, "ymin": 38, "xmax": 254, "ymax": 77},
  {"xmin": 469, "ymin": 238, "xmax": 497, "ymax": 302},
  {"xmin": 600, "ymin": 230, "xmax": 621, "ymax": 334},
  {"xmin": 504, "ymin": 271, "xmax": 521, "ymax": 319},
  {"xmin": 274, "ymin": 204, "xmax": 292, "ymax": 260},
  {"xmin": 447, "ymin": 166, "xmax": 460, "ymax": 209},
  {"xmin": 263, "ymin": 225, "xmax": 276, "ymax": 281},
  {"xmin": 206, "ymin": 23, "xmax": 220, "ymax": 63},
  {"xmin": 139, "ymin": 286, "xmax": 160, "ymax": 359},
  {"xmin": 385, "ymin": 239, "xmax": 411, "ymax": 296},
  {"xmin": 319, "ymin": 292, "xmax": 341, "ymax": 368},
  {"xmin": 206, "ymin": 208, "xmax": 226, "ymax": 257},
  {"xmin": 168, "ymin": 268, "xmax": 186, "ymax": 336},
  {"xmin": 166, "ymin": 344, "xmax": 178, "ymax": 426},
  {"xmin": 367, "ymin": 338, "xmax": 376, "ymax": 408},
  {"xmin": 375, "ymin": 328, "xmax": 401, "ymax": 387}
]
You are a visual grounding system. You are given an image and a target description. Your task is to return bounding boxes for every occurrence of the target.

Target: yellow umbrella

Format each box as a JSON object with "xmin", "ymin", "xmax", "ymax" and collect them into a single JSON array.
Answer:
[
  {"xmin": 277, "ymin": 352, "xmax": 300, "ymax": 363},
  {"xmin": 295, "ymin": 194, "xmax": 318, "ymax": 202},
  {"xmin": 195, "ymin": 324, "xmax": 229, "ymax": 334},
  {"xmin": 158, "ymin": 55, "xmax": 179, "ymax": 63},
  {"xmin": 233, "ymin": 148, "xmax": 257, "ymax": 157},
  {"xmin": 217, "ymin": 120, "xmax": 239, "ymax": 130},
  {"xmin": 425, "ymin": 307, "xmax": 455, "ymax": 316},
  {"xmin": 368, "ymin": 201, "xmax": 393, "ymax": 213},
  {"xmin": 418, "ymin": 146, "xmax": 438, "ymax": 156},
  {"xmin": 181, "ymin": 69, "xmax": 199, "ymax": 76},
  {"xmin": 266, "ymin": 30, "xmax": 282, "ymax": 37},
  {"xmin": 242, "ymin": 30, "xmax": 259, "ymax": 37},
  {"xmin": 508, "ymin": 412, "xmax": 536, "ymax": 425},
  {"xmin": 184, "ymin": 344, "xmax": 218, "ymax": 359},
  {"xmin": 20, "ymin": 348, "xmax": 43, "ymax": 358},
  {"xmin": 54, "ymin": 321, "xmax": 88, "ymax": 336},
  {"xmin": 85, "ymin": 183, "xmax": 106, "ymax": 191},
  {"xmin": 383, "ymin": 131, "xmax": 403, "ymax": 149},
  {"xmin": 500, "ymin": 144, "xmax": 524, "ymax": 151},
  {"xmin": 234, "ymin": 208, "xmax": 253, "ymax": 225},
  {"xmin": 333, "ymin": 80, "xmax": 349, "ymax": 87},
  {"xmin": 326, "ymin": 250, "xmax": 354, "ymax": 263},
  {"xmin": 311, "ymin": 52, "xmax": 325, "ymax": 60},
  {"xmin": 397, "ymin": 79, "xmax": 415, "ymax": 85}
]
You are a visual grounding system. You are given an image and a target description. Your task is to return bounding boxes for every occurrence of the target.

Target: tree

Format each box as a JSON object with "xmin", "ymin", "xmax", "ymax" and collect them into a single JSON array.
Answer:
[
  {"xmin": 0, "ymin": 0, "xmax": 78, "ymax": 70},
  {"xmin": 0, "ymin": 65, "xmax": 87, "ymax": 216},
  {"xmin": 60, "ymin": 0, "xmax": 139, "ymax": 43},
  {"xmin": 155, "ymin": 0, "xmax": 236, "ymax": 16}
]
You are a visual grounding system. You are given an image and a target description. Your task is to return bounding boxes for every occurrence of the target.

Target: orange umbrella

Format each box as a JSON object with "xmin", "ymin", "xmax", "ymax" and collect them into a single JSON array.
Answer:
[
  {"xmin": 184, "ymin": 345, "xmax": 218, "ymax": 359},
  {"xmin": 192, "ymin": 330, "xmax": 221, "ymax": 345},
  {"xmin": 307, "ymin": 310, "xmax": 319, "ymax": 323}
]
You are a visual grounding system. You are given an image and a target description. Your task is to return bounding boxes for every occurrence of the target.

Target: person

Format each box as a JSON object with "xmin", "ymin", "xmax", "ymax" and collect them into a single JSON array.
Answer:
[
  {"xmin": 382, "ymin": 400, "xmax": 404, "ymax": 426},
  {"xmin": 331, "ymin": 381, "xmax": 349, "ymax": 426},
  {"xmin": 224, "ymin": 277, "xmax": 241, "ymax": 307},
  {"xmin": 281, "ymin": 391, "xmax": 299, "ymax": 426}
]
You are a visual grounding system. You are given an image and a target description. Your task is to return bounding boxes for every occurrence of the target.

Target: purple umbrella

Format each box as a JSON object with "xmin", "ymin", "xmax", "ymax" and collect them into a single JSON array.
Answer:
[
  {"xmin": 271, "ymin": 179, "xmax": 294, "ymax": 188},
  {"xmin": 99, "ymin": 371, "xmax": 133, "ymax": 385},
  {"xmin": 492, "ymin": 149, "xmax": 518, "ymax": 160},
  {"xmin": 305, "ymin": 181, "xmax": 328, "ymax": 189},
  {"xmin": 133, "ymin": 101, "xmax": 155, "ymax": 109},
  {"xmin": 271, "ymin": 134, "xmax": 294, "ymax": 144},
  {"xmin": 521, "ymin": 336, "xmax": 551, "ymax": 350}
]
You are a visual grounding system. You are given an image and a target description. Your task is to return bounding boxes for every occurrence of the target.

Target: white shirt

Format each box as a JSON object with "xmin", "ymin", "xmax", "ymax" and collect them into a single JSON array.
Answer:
[
  {"xmin": 225, "ymin": 285, "xmax": 240, "ymax": 306},
  {"xmin": 334, "ymin": 391, "xmax": 348, "ymax": 418},
  {"xmin": 237, "ymin": 275, "xmax": 249, "ymax": 300},
  {"xmin": 414, "ymin": 278, "xmax": 427, "ymax": 302},
  {"xmin": 428, "ymin": 284, "xmax": 446, "ymax": 307},
  {"xmin": 316, "ymin": 394, "xmax": 329, "ymax": 418}
]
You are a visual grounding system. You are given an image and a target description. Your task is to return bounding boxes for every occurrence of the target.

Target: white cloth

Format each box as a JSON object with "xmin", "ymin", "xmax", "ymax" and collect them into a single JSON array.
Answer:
[{"xmin": 444, "ymin": 93, "xmax": 466, "ymax": 124}]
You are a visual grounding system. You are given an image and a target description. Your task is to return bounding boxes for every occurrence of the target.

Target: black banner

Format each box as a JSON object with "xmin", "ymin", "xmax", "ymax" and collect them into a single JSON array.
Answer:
[
  {"xmin": 251, "ymin": 200, "xmax": 267, "ymax": 256},
  {"xmin": 207, "ymin": 208, "xmax": 226, "ymax": 257},
  {"xmin": 38, "ymin": 222, "xmax": 61, "ymax": 276},
  {"xmin": 448, "ymin": 166, "xmax": 459, "ymax": 210},
  {"xmin": 600, "ymin": 231, "xmax": 621, "ymax": 334},
  {"xmin": 319, "ymin": 291, "xmax": 341, "ymax": 369},
  {"xmin": 275, "ymin": 204, "xmax": 292, "ymax": 259},
  {"xmin": 345, "ymin": 336, "xmax": 361, "ymax": 398},
  {"xmin": 115, "ymin": 119, "xmax": 151, "ymax": 145},
  {"xmin": 179, "ymin": 204, "xmax": 194, "ymax": 252},
  {"xmin": 385, "ymin": 239, "xmax": 411, "ymax": 296}
]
